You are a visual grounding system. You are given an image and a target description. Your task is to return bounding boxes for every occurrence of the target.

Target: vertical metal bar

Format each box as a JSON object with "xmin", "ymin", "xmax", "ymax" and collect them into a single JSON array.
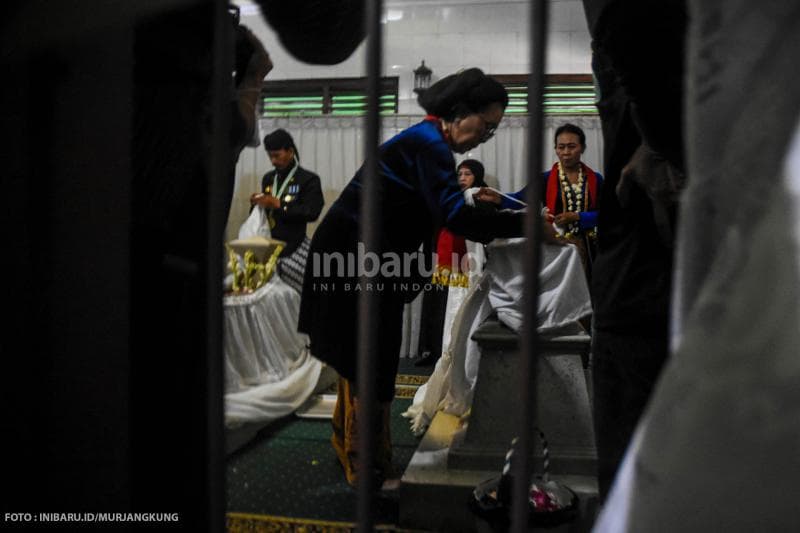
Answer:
[
  {"xmin": 357, "ymin": 0, "xmax": 383, "ymax": 531},
  {"xmin": 511, "ymin": 0, "xmax": 548, "ymax": 531},
  {"xmin": 207, "ymin": 0, "xmax": 230, "ymax": 530}
]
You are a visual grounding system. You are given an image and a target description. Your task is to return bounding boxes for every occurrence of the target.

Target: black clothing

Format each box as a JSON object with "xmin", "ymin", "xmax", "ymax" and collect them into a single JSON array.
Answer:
[
  {"xmin": 3, "ymin": 0, "xmax": 366, "ymax": 521},
  {"xmin": 298, "ymin": 120, "xmax": 525, "ymax": 401},
  {"xmin": 260, "ymin": 165, "xmax": 323, "ymax": 256},
  {"xmin": 417, "ymin": 284, "xmax": 449, "ymax": 363},
  {"xmin": 591, "ymin": 330, "xmax": 668, "ymax": 496},
  {"xmin": 583, "ymin": 0, "xmax": 687, "ymax": 500},
  {"xmin": 298, "ymin": 208, "xmax": 408, "ymax": 401},
  {"xmin": 588, "ymin": 0, "xmax": 686, "ymax": 337}
]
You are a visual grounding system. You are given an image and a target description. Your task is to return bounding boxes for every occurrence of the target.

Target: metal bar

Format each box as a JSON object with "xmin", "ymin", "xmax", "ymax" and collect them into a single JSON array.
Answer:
[
  {"xmin": 356, "ymin": 0, "xmax": 383, "ymax": 530},
  {"xmin": 206, "ymin": 1, "xmax": 231, "ymax": 531},
  {"xmin": 511, "ymin": 0, "xmax": 548, "ymax": 531}
]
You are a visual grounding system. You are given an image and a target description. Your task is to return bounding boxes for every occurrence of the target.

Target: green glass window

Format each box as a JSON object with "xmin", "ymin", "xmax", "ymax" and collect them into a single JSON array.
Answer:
[
  {"xmin": 497, "ymin": 74, "xmax": 598, "ymax": 115},
  {"xmin": 259, "ymin": 77, "xmax": 398, "ymax": 117}
]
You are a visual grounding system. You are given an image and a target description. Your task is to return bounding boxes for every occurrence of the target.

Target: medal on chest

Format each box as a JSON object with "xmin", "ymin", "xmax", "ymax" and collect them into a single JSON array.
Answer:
[{"xmin": 266, "ymin": 159, "xmax": 300, "ymax": 229}]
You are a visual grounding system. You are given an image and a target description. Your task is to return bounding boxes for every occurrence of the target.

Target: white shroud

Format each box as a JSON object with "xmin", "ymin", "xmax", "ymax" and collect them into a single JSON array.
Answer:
[{"xmin": 403, "ymin": 239, "xmax": 592, "ymax": 435}]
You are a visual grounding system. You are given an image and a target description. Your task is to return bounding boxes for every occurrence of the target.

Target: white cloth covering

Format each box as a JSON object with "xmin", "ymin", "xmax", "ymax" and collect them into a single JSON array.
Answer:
[
  {"xmin": 489, "ymin": 238, "xmax": 593, "ymax": 332},
  {"xmin": 403, "ymin": 239, "xmax": 592, "ymax": 435},
  {"xmin": 223, "ymin": 275, "xmax": 323, "ymax": 428}
]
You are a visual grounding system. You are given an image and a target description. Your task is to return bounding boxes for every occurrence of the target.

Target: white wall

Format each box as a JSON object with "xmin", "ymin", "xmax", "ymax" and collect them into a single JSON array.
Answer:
[{"xmin": 238, "ymin": 0, "xmax": 592, "ymax": 113}]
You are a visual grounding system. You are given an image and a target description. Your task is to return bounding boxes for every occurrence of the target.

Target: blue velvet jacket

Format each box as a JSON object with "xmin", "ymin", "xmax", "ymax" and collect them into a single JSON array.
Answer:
[{"xmin": 328, "ymin": 119, "xmax": 524, "ymax": 265}]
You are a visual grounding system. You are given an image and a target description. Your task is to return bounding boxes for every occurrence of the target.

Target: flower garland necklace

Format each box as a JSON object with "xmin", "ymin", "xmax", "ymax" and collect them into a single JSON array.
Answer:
[{"xmin": 558, "ymin": 161, "xmax": 585, "ymax": 237}]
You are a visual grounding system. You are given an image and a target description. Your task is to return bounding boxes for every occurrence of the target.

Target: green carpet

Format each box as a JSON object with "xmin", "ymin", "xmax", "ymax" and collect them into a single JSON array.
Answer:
[{"xmin": 226, "ymin": 360, "xmax": 432, "ymax": 530}]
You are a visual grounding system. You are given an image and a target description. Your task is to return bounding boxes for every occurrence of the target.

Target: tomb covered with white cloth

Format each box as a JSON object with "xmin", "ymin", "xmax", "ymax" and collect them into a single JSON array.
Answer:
[
  {"xmin": 403, "ymin": 238, "xmax": 593, "ymax": 435},
  {"xmin": 400, "ymin": 238, "xmax": 598, "ymax": 532}
]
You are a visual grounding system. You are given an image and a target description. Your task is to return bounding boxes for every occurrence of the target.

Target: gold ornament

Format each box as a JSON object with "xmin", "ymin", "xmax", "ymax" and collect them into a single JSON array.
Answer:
[
  {"xmin": 225, "ymin": 239, "xmax": 285, "ymax": 295},
  {"xmin": 243, "ymin": 250, "xmax": 258, "ymax": 291},
  {"xmin": 226, "ymin": 245, "xmax": 243, "ymax": 293}
]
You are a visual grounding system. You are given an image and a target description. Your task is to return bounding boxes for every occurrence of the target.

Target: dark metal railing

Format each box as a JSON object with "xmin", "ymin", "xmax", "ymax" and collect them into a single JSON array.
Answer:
[
  {"xmin": 356, "ymin": 0, "xmax": 384, "ymax": 530},
  {"xmin": 209, "ymin": 2, "xmax": 232, "ymax": 530},
  {"xmin": 512, "ymin": 1, "xmax": 548, "ymax": 531}
]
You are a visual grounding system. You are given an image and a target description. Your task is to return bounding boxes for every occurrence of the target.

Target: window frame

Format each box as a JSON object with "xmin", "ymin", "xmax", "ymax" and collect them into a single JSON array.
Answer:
[
  {"xmin": 258, "ymin": 76, "xmax": 399, "ymax": 117},
  {"xmin": 493, "ymin": 73, "xmax": 597, "ymax": 115}
]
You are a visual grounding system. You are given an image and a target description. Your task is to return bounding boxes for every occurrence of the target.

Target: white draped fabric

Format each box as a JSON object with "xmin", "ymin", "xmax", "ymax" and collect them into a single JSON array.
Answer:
[
  {"xmin": 223, "ymin": 276, "xmax": 323, "ymax": 427},
  {"xmin": 227, "ymin": 114, "xmax": 603, "ymax": 243},
  {"xmin": 404, "ymin": 273, "xmax": 493, "ymax": 435},
  {"xmin": 403, "ymin": 240, "xmax": 592, "ymax": 435},
  {"xmin": 487, "ymin": 238, "xmax": 593, "ymax": 333}
]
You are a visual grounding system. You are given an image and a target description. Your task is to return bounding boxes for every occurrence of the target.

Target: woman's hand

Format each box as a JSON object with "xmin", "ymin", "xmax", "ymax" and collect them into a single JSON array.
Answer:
[
  {"xmin": 473, "ymin": 187, "xmax": 502, "ymax": 205},
  {"xmin": 553, "ymin": 211, "xmax": 580, "ymax": 226},
  {"xmin": 542, "ymin": 219, "xmax": 566, "ymax": 245}
]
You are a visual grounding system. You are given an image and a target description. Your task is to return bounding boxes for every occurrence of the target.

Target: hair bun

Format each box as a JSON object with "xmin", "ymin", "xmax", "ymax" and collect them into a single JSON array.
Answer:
[{"xmin": 418, "ymin": 68, "xmax": 508, "ymax": 120}]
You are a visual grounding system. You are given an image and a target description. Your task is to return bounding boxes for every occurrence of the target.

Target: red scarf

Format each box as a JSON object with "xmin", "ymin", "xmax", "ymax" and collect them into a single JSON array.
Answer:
[
  {"xmin": 435, "ymin": 228, "xmax": 466, "ymax": 271},
  {"xmin": 424, "ymin": 114, "xmax": 451, "ymax": 144},
  {"xmin": 545, "ymin": 162, "xmax": 598, "ymax": 213}
]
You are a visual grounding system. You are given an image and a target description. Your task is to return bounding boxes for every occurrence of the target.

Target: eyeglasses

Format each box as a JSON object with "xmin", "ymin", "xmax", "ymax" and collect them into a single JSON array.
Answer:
[
  {"xmin": 455, "ymin": 114, "xmax": 499, "ymax": 143},
  {"xmin": 480, "ymin": 118, "xmax": 498, "ymax": 142}
]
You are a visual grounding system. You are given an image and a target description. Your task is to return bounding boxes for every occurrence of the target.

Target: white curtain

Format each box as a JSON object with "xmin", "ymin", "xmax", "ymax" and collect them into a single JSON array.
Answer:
[{"xmin": 226, "ymin": 114, "xmax": 603, "ymax": 242}]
